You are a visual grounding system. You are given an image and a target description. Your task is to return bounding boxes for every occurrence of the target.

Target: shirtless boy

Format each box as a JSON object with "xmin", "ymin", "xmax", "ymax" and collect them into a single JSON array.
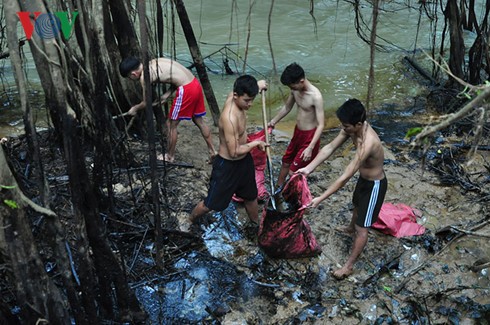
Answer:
[
  {"xmin": 119, "ymin": 57, "xmax": 216, "ymax": 163},
  {"xmin": 190, "ymin": 75, "xmax": 268, "ymax": 226},
  {"xmin": 268, "ymin": 63, "xmax": 324, "ymax": 189},
  {"xmin": 296, "ymin": 99, "xmax": 387, "ymax": 280}
]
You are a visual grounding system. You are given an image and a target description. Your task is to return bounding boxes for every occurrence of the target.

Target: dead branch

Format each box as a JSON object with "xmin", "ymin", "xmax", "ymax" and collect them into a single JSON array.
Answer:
[
  {"xmin": 412, "ymin": 93, "xmax": 490, "ymax": 146},
  {"xmin": 411, "ymin": 50, "xmax": 490, "ymax": 149},
  {"xmin": 449, "ymin": 225, "xmax": 490, "ymax": 239}
]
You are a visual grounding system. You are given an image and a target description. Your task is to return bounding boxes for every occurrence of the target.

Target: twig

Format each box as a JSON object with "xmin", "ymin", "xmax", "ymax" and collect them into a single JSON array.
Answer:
[
  {"xmin": 112, "ymin": 112, "xmax": 131, "ymax": 119},
  {"xmin": 128, "ymin": 226, "xmax": 149, "ymax": 273},
  {"xmin": 65, "ymin": 241, "xmax": 80, "ymax": 286},
  {"xmin": 449, "ymin": 225, "xmax": 490, "ymax": 239},
  {"xmin": 251, "ymin": 279, "xmax": 281, "ymax": 288}
]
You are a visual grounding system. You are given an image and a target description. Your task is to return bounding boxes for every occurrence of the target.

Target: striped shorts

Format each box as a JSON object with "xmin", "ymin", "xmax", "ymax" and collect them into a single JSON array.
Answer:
[
  {"xmin": 169, "ymin": 77, "xmax": 206, "ymax": 120},
  {"xmin": 352, "ymin": 175, "xmax": 387, "ymax": 228}
]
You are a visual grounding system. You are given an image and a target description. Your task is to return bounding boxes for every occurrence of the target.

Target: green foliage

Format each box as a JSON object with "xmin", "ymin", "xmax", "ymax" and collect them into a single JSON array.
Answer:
[
  {"xmin": 1, "ymin": 185, "xmax": 18, "ymax": 209},
  {"xmin": 405, "ymin": 127, "xmax": 423, "ymax": 138},
  {"xmin": 457, "ymin": 85, "xmax": 473, "ymax": 100},
  {"xmin": 3, "ymin": 200, "xmax": 18, "ymax": 209},
  {"xmin": 382, "ymin": 285, "xmax": 392, "ymax": 292}
]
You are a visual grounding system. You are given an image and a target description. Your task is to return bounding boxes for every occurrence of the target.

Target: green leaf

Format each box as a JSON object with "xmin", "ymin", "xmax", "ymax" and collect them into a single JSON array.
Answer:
[
  {"xmin": 0, "ymin": 185, "xmax": 16, "ymax": 190},
  {"xmin": 405, "ymin": 127, "xmax": 423, "ymax": 138},
  {"xmin": 4, "ymin": 200, "xmax": 18, "ymax": 209},
  {"xmin": 383, "ymin": 285, "xmax": 392, "ymax": 292}
]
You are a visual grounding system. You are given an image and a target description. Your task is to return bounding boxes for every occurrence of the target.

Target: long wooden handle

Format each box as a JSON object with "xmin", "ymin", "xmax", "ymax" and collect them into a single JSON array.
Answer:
[
  {"xmin": 261, "ymin": 91, "xmax": 277, "ymax": 209},
  {"xmin": 261, "ymin": 91, "xmax": 273, "ymax": 156}
]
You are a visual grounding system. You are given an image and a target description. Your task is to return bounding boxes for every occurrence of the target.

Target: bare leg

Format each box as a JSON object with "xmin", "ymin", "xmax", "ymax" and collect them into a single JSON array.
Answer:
[
  {"xmin": 163, "ymin": 119, "xmax": 180, "ymax": 162},
  {"xmin": 190, "ymin": 200, "xmax": 210, "ymax": 223},
  {"xmin": 243, "ymin": 199, "xmax": 259, "ymax": 224},
  {"xmin": 276, "ymin": 162, "xmax": 291, "ymax": 189},
  {"xmin": 192, "ymin": 116, "xmax": 216, "ymax": 160},
  {"xmin": 333, "ymin": 223, "xmax": 368, "ymax": 279},
  {"xmin": 336, "ymin": 208, "xmax": 357, "ymax": 236}
]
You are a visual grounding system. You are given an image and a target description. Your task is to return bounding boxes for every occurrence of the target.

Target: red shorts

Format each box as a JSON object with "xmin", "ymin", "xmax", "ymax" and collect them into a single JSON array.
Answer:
[
  {"xmin": 169, "ymin": 77, "xmax": 206, "ymax": 120},
  {"xmin": 282, "ymin": 126, "xmax": 320, "ymax": 172}
]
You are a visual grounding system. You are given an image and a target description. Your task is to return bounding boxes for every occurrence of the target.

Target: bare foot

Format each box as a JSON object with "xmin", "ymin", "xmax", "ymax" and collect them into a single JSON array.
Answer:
[
  {"xmin": 157, "ymin": 153, "xmax": 175, "ymax": 163},
  {"xmin": 332, "ymin": 266, "xmax": 353, "ymax": 280}
]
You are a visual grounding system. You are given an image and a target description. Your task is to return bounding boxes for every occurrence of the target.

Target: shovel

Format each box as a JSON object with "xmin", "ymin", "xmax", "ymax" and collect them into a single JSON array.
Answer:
[{"xmin": 261, "ymin": 90, "xmax": 277, "ymax": 210}]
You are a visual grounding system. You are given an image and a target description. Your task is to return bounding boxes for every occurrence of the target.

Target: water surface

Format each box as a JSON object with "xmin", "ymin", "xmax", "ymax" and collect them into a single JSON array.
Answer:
[{"xmin": 0, "ymin": 0, "xmax": 450, "ymax": 137}]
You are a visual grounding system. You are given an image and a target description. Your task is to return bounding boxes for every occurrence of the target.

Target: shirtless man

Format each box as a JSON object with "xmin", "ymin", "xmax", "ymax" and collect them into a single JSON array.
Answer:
[
  {"xmin": 119, "ymin": 57, "xmax": 216, "ymax": 163},
  {"xmin": 268, "ymin": 63, "xmax": 324, "ymax": 189},
  {"xmin": 190, "ymin": 75, "xmax": 268, "ymax": 226},
  {"xmin": 296, "ymin": 98, "xmax": 387, "ymax": 280}
]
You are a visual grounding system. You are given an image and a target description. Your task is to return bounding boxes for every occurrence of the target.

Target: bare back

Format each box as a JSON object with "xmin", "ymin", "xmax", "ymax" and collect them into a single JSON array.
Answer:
[{"xmin": 148, "ymin": 58, "xmax": 195, "ymax": 87}]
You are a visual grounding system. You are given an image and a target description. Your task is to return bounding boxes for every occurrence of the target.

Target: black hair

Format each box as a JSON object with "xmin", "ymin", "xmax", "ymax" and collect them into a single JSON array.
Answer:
[
  {"xmin": 233, "ymin": 75, "xmax": 259, "ymax": 97},
  {"xmin": 280, "ymin": 62, "xmax": 305, "ymax": 86},
  {"xmin": 119, "ymin": 57, "xmax": 141, "ymax": 77},
  {"xmin": 336, "ymin": 98, "xmax": 367, "ymax": 125}
]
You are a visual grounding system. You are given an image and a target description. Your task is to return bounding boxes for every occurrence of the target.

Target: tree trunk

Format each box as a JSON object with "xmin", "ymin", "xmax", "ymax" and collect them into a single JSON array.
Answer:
[
  {"xmin": 444, "ymin": 0, "xmax": 465, "ymax": 86},
  {"xmin": 172, "ymin": 0, "xmax": 221, "ymax": 126},
  {"xmin": 5, "ymin": 0, "xmax": 147, "ymax": 322},
  {"xmin": 0, "ymin": 147, "xmax": 71, "ymax": 323}
]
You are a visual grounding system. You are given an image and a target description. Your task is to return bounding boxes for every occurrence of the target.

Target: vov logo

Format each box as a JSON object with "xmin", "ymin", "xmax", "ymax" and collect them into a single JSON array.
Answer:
[{"xmin": 17, "ymin": 11, "xmax": 79, "ymax": 40}]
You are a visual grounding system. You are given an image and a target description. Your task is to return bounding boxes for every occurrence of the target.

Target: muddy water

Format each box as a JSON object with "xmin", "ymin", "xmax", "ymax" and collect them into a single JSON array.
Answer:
[{"xmin": 1, "ymin": 0, "xmax": 449, "ymax": 138}]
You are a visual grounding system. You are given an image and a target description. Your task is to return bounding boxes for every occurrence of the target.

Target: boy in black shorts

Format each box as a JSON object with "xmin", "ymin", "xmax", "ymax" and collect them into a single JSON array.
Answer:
[
  {"xmin": 189, "ymin": 76, "xmax": 268, "ymax": 227},
  {"xmin": 296, "ymin": 99, "xmax": 387, "ymax": 279}
]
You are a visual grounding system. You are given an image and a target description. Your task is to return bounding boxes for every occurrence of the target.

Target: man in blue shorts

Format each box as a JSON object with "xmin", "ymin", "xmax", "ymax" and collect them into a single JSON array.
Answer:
[
  {"xmin": 190, "ymin": 75, "xmax": 268, "ymax": 226},
  {"xmin": 297, "ymin": 98, "xmax": 387, "ymax": 280}
]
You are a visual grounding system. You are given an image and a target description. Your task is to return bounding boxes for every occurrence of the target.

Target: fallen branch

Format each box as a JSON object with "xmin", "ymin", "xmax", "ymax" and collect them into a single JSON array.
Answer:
[
  {"xmin": 449, "ymin": 225, "xmax": 490, "ymax": 239},
  {"xmin": 410, "ymin": 50, "xmax": 490, "ymax": 148}
]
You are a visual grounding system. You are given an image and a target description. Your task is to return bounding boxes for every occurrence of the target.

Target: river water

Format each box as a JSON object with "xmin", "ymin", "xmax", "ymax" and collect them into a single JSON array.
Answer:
[{"xmin": 0, "ymin": 0, "xmax": 456, "ymax": 137}]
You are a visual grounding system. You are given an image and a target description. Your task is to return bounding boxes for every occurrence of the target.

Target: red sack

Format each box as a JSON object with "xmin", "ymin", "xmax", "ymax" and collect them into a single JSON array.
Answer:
[
  {"xmin": 372, "ymin": 203, "xmax": 426, "ymax": 238},
  {"xmin": 258, "ymin": 174, "xmax": 322, "ymax": 258},
  {"xmin": 233, "ymin": 128, "xmax": 270, "ymax": 202}
]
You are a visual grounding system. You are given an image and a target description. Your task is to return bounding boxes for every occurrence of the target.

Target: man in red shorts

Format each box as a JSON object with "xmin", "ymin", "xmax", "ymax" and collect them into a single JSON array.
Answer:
[
  {"xmin": 119, "ymin": 57, "xmax": 216, "ymax": 163},
  {"xmin": 268, "ymin": 63, "xmax": 324, "ymax": 189}
]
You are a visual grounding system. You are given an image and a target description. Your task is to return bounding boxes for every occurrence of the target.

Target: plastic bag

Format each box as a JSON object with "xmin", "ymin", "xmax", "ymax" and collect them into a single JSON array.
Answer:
[
  {"xmin": 258, "ymin": 174, "xmax": 321, "ymax": 258},
  {"xmin": 372, "ymin": 202, "xmax": 425, "ymax": 238}
]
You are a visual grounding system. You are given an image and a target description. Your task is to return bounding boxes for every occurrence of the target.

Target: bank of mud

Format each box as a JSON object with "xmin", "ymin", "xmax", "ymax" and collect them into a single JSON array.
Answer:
[
  {"xmin": 157, "ymin": 119, "xmax": 489, "ymax": 324},
  {"xmin": 1, "ymin": 108, "xmax": 489, "ymax": 323}
]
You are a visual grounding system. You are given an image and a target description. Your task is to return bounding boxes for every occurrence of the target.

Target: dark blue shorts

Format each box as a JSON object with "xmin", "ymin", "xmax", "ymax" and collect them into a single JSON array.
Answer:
[{"xmin": 204, "ymin": 154, "xmax": 257, "ymax": 211}]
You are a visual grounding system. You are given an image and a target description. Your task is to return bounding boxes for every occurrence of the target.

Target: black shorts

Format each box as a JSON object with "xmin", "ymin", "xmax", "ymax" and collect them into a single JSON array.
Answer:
[
  {"xmin": 204, "ymin": 154, "xmax": 257, "ymax": 211},
  {"xmin": 352, "ymin": 175, "xmax": 387, "ymax": 228}
]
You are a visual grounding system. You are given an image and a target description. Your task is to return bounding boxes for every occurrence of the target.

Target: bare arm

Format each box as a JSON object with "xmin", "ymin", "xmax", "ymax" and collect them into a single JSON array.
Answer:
[
  {"xmin": 309, "ymin": 137, "xmax": 371, "ymax": 208},
  {"xmin": 127, "ymin": 77, "xmax": 148, "ymax": 116},
  {"xmin": 297, "ymin": 130, "xmax": 349, "ymax": 176},
  {"xmin": 269, "ymin": 93, "xmax": 295, "ymax": 127},
  {"xmin": 222, "ymin": 113, "xmax": 266, "ymax": 158}
]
